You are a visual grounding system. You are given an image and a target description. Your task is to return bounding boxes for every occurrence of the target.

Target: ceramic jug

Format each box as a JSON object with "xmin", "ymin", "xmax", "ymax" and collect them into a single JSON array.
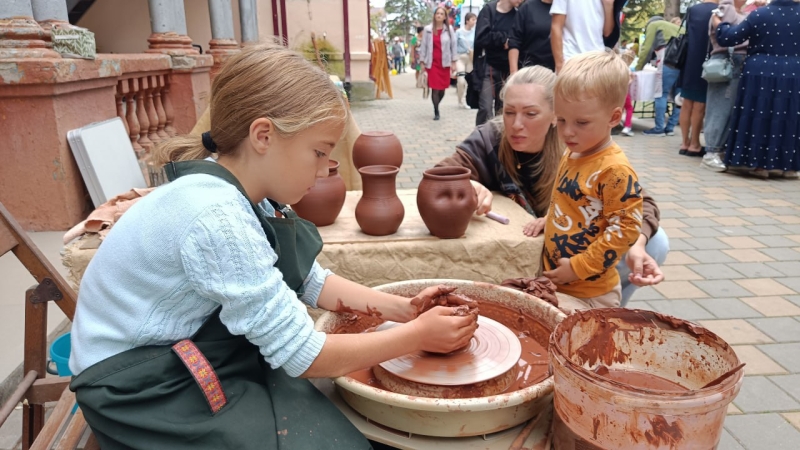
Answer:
[
  {"xmin": 291, "ymin": 160, "xmax": 347, "ymax": 226},
  {"xmin": 355, "ymin": 165, "xmax": 404, "ymax": 236},
  {"xmin": 417, "ymin": 166, "xmax": 477, "ymax": 239}
]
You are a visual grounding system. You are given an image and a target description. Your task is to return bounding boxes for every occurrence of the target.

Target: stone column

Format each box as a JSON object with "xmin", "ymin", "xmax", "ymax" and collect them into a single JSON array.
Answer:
[
  {"xmin": 30, "ymin": 0, "xmax": 69, "ymax": 29},
  {"xmin": 208, "ymin": 0, "xmax": 240, "ymax": 79},
  {"xmin": 0, "ymin": 0, "xmax": 59, "ymax": 58},
  {"xmin": 146, "ymin": 0, "xmax": 197, "ymax": 54},
  {"xmin": 238, "ymin": 0, "xmax": 259, "ymax": 44}
]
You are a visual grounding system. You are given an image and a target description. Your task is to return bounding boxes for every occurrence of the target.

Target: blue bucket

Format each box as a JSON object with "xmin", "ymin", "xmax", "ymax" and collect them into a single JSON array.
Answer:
[{"xmin": 48, "ymin": 332, "xmax": 73, "ymax": 377}]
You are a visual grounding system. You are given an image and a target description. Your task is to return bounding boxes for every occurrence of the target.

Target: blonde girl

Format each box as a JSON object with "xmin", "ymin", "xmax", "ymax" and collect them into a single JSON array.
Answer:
[{"xmin": 68, "ymin": 42, "xmax": 476, "ymax": 450}]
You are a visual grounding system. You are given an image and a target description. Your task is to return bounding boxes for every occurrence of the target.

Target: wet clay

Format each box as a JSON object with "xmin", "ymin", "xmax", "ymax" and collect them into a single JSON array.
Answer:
[{"xmin": 340, "ymin": 300, "xmax": 551, "ymax": 398}]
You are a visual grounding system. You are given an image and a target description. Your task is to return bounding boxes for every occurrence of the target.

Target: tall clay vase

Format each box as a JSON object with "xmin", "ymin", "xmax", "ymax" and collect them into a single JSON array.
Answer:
[
  {"xmin": 352, "ymin": 131, "xmax": 403, "ymax": 169},
  {"xmin": 291, "ymin": 160, "xmax": 347, "ymax": 226},
  {"xmin": 355, "ymin": 165, "xmax": 405, "ymax": 236},
  {"xmin": 417, "ymin": 166, "xmax": 478, "ymax": 239}
]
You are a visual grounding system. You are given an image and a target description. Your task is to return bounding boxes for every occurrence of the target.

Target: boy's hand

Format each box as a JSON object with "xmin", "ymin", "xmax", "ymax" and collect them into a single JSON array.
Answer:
[
  {"xmin": 626, "ymin": 244, "xmax": 665, "ymax": 287},
  {"xmin": 543, "ymin": 258, "xmax": 579, "ymax": 285},
  {"xmin": 523, "ymin": 218, "xmax": 546, "ymax": 237}
]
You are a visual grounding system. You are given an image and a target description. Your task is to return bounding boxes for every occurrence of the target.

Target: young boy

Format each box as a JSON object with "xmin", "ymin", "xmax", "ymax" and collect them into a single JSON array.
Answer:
[{"xmin": 542, "ymin": 50, "xmax": 643, "ymax": 312}]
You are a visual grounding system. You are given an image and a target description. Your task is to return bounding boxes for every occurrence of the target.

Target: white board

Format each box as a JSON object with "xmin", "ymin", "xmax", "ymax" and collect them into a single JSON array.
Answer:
[{"xmin": 67, "ymin": 117, "xmax": 148, "ymax": 207}]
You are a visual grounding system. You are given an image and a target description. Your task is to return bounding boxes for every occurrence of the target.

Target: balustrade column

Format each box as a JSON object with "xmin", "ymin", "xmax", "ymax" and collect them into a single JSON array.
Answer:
[
  {"xmin": 145, "ymin": 75, "xmax": 162, "ymax": 143},
  {"xmin": 238, "ymin": 0, "xmax": 259, "ymax": 44},
  {"xmin": 135, "ymin": 78, "xmax": 154, "ymax": 151},
  {"xmin": 153, "ymin": 75, "xmax": 169, "ymax": 139},
  {"xmin": 0, "ymin": 0, "xmax": 59, "ymax": 58},
  {"xmin": 208, "ymin": 0, "xmax": 240, "ymax": 79},
  {"xmin": 122, "ymin": 79, "xmax": 144, "ymax": 157},
  {"xmin": 30, "ymin": 0, "xmax": 68, "ymax": 29},
  {"xmin": 146, "ymin": 0, "xmax": 197, "ymax": 54}
]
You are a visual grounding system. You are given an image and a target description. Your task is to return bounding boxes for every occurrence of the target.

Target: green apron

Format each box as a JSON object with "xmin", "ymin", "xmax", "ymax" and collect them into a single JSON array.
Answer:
[{"xmin": 70, "ymin": 161, "xmax": 371, "ymax": 450}]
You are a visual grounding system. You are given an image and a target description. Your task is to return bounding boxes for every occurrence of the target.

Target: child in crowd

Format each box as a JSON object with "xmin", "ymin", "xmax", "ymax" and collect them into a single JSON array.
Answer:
[{"xmin": 540, "ymin": 50, "xmax": 644, "ymax": 312}]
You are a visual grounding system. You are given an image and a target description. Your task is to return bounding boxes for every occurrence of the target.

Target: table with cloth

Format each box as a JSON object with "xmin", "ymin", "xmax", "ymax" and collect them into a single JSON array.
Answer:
[
  {"xmin": 315, "ymin": 189, "xmax": 542, "ymax": 287},
  {"xmin": 61, "ymin": 189, "xmax": 543, "ymax": 291}
]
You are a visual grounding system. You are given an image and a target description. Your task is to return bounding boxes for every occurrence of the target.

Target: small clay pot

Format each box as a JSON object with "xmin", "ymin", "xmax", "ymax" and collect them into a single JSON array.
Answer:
[
  {"xmin": 355, "ymin": 165, "xmax": 404, "ymax": 236},
  {"xmin": 291, "ymin": 160, "xmax": 347, "ymax": 226},
  {"xmin": 417, "ymin": 166, "xmax": 477, "ymax": 239},
  {"xmin": 353, "ymin": 131, "xmax": 403, "ymax": 169}
]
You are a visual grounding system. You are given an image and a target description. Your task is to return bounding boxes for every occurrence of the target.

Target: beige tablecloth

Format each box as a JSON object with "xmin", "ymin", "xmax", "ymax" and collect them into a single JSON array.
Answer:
[
  {"xmin": 62, "ymin": 190, "xmax": 543, "ymax": 289},
  {"xmin": 316, "ymin": 189, "xmax": 543, "ymax": 286}
]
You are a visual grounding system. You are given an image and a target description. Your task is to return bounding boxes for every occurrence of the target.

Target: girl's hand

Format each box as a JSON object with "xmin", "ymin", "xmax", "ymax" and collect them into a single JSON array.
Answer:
[
  {"xmin": 470, "ymin": 180, "xmax": 493, "ymax": 215},
  {"xmin": 410, "ymin": 285, "xmax": 476, "ymax": 315},
  {"xmin": 412, "ymin": 306, "xmax": 478, "ymax": 354},
  {"xmin": 543, "ymin": 258, "xmax": 579, "ymax": 285},
  {"xmin": 523, "ymin": 218, "xmax": 546, "ymax": 237}
]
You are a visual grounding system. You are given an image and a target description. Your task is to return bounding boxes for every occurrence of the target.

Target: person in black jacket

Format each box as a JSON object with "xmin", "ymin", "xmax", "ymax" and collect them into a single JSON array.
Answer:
[
  {"xmin": 472, "ymin": 0, "xmax": 522, "ymax": 126},
  {"xmin": 508, "ymin": 0, "xmax": 556, "ymax": 73}
]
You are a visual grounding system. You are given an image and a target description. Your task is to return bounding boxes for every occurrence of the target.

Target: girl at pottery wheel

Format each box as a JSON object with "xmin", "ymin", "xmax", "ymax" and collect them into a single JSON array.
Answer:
[
  {"xmin": 435, "ymin": 66, "xmax": 668, "ymax": 306},
  {"xmin": 67, "ymin": 43, "xmax": 477, "ymax": 450}
]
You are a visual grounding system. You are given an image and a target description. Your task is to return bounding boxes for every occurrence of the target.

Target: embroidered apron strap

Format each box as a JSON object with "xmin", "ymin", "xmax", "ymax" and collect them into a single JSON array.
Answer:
[{"xmin": 172, "ymin": 339, "xmax": 228, "ymax": 414}]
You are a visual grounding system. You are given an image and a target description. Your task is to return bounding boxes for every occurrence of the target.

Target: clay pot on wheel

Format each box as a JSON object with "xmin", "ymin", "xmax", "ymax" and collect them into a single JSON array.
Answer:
[
  {"xmin": 355, "ymin": 165, "xmax": 404, "ymax": 236},
  {"xmin": 353, "ymin": 131, "xmax": 403, "ymax": 169},
  {"xmin": 417, "ymin": 166, "xmax": 477, "ymax": 239},
  {"xmin": 290, "ymin": 160, "xmax": 346, "ymax": 226}
]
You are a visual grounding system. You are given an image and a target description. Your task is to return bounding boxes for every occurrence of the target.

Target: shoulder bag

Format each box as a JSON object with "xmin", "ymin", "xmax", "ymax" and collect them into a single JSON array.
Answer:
[
  {"xmin": 702, "ymin": 42, "xmax": 734, "ymax": 83},
  {"xmin": 663, "ymin": 15, "xmax": 688, "ymax": 70}
]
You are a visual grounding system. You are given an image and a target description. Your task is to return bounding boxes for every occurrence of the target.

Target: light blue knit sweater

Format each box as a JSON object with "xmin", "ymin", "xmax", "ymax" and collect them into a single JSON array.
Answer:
[{"xmin": 69, "ymin": 173, "xmax": 330, "ymax": 377}]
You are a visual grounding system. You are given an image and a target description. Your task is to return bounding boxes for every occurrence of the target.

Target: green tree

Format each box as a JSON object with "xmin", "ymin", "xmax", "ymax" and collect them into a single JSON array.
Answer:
[
  {"xmin": 384, "ymin": 0, "xmax": 433, "ymax": 41},
  {"xmin": 621, "ymin": 0, "xmax": 665, "ymax": 45}
]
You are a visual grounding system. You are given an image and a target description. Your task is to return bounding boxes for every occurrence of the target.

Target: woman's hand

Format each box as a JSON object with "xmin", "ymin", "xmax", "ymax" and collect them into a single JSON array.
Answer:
[
  {"xmin": 412, "ymin": 306, "xmax": 478, "ymax": 354},
  {"xmin": 523, "ymin": 218, "xmax": 546, "ymax": 237},
  {"xmin": 543, "ymin": 258, "xmax": 579, "ymax": 285},
  {"xmin": 711, "ymin": 13, "xmax": 722, "ymax": 28},
  {"xmin": 470, "ymin": 180, "xmax": 493, "ymax": 215},
  {"xmin": 626, "ymin": 235, "xmax": 665, "ymax": 287}
]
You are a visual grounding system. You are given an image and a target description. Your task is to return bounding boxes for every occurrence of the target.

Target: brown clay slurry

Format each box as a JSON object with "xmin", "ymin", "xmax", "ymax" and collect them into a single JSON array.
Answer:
[
  {"xmin": 594, "ymin": 368, "xmax": 689, "ymax": 393},
  {"xmin": 644, "ymin": 415, "xmax": 684, "ymax": 448}
]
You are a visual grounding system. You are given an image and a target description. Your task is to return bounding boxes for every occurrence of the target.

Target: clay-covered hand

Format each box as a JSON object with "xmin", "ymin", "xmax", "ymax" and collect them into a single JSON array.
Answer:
[
  {"xmin": 412, "ymin": 306, "xmax": 478, "ymax": 354},
  {"xmin": 523, "ymin": 218, "xmax": 546, "ymax": 237},
  {"xmin": 543, "ymin": 258, "xmax": 579, "ymax": 285},
  {"xmin": 626, "ymin": 242, "xmax": 665, "ymax": 287},
  {"xmin": 470, "ymin": 180, "xmax": 493, "ymax": 215},
  {"xmin": 410, "ymin": 285, "xmax": 477, "ymax": 315}
]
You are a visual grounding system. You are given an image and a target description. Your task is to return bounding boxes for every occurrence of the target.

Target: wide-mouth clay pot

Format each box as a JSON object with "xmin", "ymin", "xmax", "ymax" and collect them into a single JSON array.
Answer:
[
  {"xmin": 417, "ymin": 166, "xmax": 478, "ymax": 239},
  {"xmin": 291, "ymin": 160, "xmax": 346, "ymax": 226}
]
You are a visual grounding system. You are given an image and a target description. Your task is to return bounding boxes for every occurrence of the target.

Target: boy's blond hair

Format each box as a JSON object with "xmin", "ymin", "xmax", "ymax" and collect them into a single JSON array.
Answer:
[{"xmin": 554, "ymin": 50, "xmax": 630, "ymax": 110}]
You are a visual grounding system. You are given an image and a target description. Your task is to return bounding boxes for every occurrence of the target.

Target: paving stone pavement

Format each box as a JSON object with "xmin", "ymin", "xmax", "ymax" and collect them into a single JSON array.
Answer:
[{"xmin": 351, "ymin": 72, "xmax": 800, "ymax": 449}]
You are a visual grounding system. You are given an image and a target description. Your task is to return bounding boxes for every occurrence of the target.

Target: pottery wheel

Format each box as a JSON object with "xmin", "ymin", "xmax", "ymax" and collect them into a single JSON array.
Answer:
[{"xmin": 377, "ymin": 316, "xmax": 522, "ymax": 386}]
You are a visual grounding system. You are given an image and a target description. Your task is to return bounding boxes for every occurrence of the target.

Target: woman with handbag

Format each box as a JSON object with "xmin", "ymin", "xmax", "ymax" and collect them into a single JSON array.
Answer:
[
  {"xmin": 678, "ymin": 0, "xmax": 719, "ymax": 157},
  {"xmin": 700, "ymin": 0, "xmax": 749, "ymax": 172},
  {"xmin": 420, "ymin": 6, "xmax": 459, "ymax": 120},
  {"xmin": 714, "ymin": 0, "xmax": 800, "ymax": 179}
]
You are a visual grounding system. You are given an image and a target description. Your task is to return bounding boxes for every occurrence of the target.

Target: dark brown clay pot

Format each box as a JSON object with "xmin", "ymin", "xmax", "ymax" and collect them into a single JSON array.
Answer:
[
  {"xmin": 352, "ymin": 131, "xmax": 403, "ymax": 169},
  {"xmin": 417, "ymin": 166, "xmax": 477, "ymax": 239},
  {"xmin": 291, "ymin": 160, "xmax": 346, "ymax": 226},
  {"xmin": 355, "ymin": 165, "xmax": 404, "ymax": 236}
]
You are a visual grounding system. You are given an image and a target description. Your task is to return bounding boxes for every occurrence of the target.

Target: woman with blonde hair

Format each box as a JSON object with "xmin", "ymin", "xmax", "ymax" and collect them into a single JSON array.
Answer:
[
  {"xmin": 436, "ymin": 65, "xmax": 668, "ymax": 305},
  {"xmin": 420, "ymin": 6, "xmax": 459, "ymax": 120},
  {"xmin": 68, "ymin": 42, "xmax": 476, "ymax": 449}
]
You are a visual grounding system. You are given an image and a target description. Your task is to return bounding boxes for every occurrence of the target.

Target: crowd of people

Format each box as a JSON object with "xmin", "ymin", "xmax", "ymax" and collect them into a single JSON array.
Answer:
[{"xmin": 407, "ymin": 0, "xmax": 798, "ymax": 179}]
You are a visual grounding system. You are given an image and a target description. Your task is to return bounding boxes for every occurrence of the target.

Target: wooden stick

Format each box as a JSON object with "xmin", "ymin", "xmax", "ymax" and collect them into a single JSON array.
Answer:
[{"xmin": 509, "ymin": 410, "xmax": 546, "ymax": 450}]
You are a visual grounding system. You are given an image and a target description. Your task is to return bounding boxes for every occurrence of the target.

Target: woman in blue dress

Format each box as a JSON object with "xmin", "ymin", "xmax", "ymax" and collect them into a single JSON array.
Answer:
[{"xmin": 714, "ymin": 0, "xmax": 800, "ymax": 179}]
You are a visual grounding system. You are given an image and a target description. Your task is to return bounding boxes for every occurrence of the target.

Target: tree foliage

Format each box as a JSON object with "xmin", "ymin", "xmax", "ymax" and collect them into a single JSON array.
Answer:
[
  {"xmin": 384, "ymin": 0, "xmax": 433, "ymax": 40},
  {"xmin": 621, "ymin": 0, "xmax": 665, "ymax": 45}
]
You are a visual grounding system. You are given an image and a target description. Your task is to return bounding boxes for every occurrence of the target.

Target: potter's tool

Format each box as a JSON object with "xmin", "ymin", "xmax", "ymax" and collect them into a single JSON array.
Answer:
[
  {"xmin": 700, "ymin": 363, "xmax": 746, "ymax": 389},
  {"xmin": 486, "ymin": 211, "xmax": 510, "ymax": 225},
  {"xmin": 376, "ymin": 316, "xmax": 521, "ymax": 386}
]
